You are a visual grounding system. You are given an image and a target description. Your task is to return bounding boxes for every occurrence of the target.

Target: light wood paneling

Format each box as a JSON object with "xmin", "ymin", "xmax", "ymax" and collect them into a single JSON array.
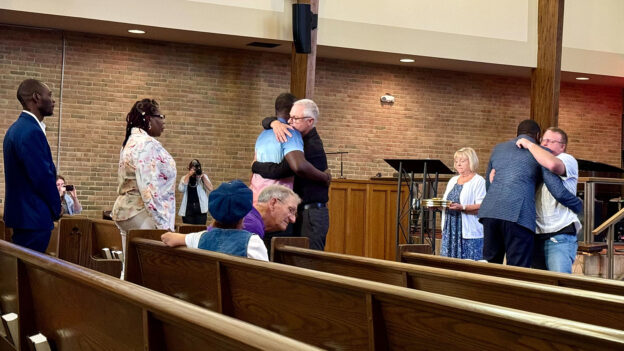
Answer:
[{"xmin": 327, "ymin": 179, "xmax": 408, "ymax": 260}]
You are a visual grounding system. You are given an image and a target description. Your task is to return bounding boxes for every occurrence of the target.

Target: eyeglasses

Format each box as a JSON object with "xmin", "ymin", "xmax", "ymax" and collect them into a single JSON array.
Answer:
[
  {"xmin": 149, "ymin": 114, "xmax": 166, "ymax": 119},
  {"xmin": 277, "ymin": 199, "xmax": 297, "ymax": 216},
  {"xmin": 289, "ymin": 116, "xmax": 312, "ymax": 122},
  {"xmin": 541, "ymin": 138, "xmax": 564, "ymax": 145}
]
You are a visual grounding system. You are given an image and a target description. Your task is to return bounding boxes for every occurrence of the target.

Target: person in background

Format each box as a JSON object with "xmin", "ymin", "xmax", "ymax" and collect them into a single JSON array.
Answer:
[
  {"xmin": 163, "ymin": 184, "xmax": 300, "ymax": 254},
  {"xmin": 439, "ymin": 147, "xmax": 486, "ymax": 260},
  {"xmin": 479, "ymin": 120, "xmax": 582, "ymax": 268},
  {"xmin": 56, "ymin": 175, "xmax": 82, "ymax": 215},
  {"xmin": 252, "ymin": 99, "xmax": 331, "ymax": 251},
  {"xmin": 3, "ymin": 79, "xmax": 61, "ymax": 252},
  {"xmin": 112, "ymin": 99, "xmax": 176, "ymax": 277},
  {"xmin": 516, "ymin": 127, "xmax": 581, "ymax": 273},
  {"xmin": 162, "ymin": 180, "xmax": 268, "ymax": 261},
  {"xmin": 178, "ymin": 159, "xmax": 213, "ymax": 224}
]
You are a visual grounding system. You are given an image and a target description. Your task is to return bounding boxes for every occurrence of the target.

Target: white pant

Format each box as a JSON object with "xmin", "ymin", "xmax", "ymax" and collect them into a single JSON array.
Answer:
[{"xmin": 114, "ymin": 210, "xmax": 157, "ymax": 279}]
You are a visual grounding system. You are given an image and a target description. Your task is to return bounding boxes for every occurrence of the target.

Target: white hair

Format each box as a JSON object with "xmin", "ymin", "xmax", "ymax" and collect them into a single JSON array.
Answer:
[
  {"xmin": 293, "ymin": 99, "xmax": 319, "ymax": 126},
  {"xmin": 257, "ymin": 185, "xmax": 301, "ymax": 205}
]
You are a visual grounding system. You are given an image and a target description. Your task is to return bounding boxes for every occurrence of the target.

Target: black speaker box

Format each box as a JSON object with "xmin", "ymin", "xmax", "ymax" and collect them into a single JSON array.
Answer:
[{"xmin": 292, "ymin": 3, "xmax": 312, "ymax": 54}]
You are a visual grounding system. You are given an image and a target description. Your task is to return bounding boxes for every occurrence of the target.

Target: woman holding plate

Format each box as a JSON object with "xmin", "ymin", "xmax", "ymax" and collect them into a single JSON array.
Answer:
[{"xmin": 440, "ymin": 147, "xmax": 486, "ymax": 260}]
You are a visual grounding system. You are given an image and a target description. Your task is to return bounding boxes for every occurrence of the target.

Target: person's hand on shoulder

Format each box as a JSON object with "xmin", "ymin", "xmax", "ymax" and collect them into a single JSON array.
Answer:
[
  {"xmin": 271, "ymin": 120, "xmax": 294, "ymax": 143},
  {"xmin": 516, "ymin": 137, "xmax": 534, "ymax": 150}
]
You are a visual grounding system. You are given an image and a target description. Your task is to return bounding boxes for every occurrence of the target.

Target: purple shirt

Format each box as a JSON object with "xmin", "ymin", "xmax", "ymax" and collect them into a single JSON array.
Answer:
[
  {"xmin": 206, "ymin": 207, "xmax": 265, "ymax": 238},
  {"xmin": 242, "ymin": 207, "xmax": 265, "ymax": 238}
]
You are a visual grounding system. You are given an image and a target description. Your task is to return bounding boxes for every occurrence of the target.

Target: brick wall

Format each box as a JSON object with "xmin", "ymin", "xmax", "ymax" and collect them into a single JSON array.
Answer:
[{"xmin": 0, "ymin": 25, "xmax": 621, "ymax": 219}]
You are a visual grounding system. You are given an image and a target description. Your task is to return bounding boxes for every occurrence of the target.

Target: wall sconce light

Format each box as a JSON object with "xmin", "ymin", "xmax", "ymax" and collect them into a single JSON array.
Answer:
[{"xmin": 380, "ymin": 93, "xmax": 395, "ymax": 103}]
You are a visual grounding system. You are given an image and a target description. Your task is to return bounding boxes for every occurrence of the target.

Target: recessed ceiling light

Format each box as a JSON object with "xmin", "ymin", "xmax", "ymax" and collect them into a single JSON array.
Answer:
[
  {"xmin": 400, "ymin": 58, "xmax": 415, "ymax": 63},
  {"xmin": 576, "ymin": 77, "xmax": 590, "ymax": 81},
  {"xmin": 128, "ymin": 29, "xmax": 146, "ymax": 34}
]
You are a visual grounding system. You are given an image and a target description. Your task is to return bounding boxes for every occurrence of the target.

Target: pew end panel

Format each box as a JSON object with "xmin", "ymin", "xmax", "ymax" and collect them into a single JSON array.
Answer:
[
  {"xmin": 271, "ymin": 237, "xmax": 309, "ymax": 262},
  {"xmin": 57, "ymin": 218, "xmax": 92, "ymax": 267},
  {"xmin": 87, "ymin": 219, "xmax": 123, "ymax": 277}
]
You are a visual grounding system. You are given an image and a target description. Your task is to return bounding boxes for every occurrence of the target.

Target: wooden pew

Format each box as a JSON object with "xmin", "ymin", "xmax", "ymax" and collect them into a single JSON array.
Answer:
[
  {"xmin": 175, "ymin": 224, "xmax": 207, "ymax": 234},
  {"xmin": 56, "ymin": 218, "xmax": 122, "ymax": 277},
  {"xmin": 400, "ymin": 244, "xmax": 624, "ymax": 295},
  {"xmin": 271, "ymin": 238, "xmax": 624, "ymax": 330},
  {"xmin": 125, "ymin": 236, "xmax": 624, "ymax": 350},
  {"xmin": 0, "ymin": 239, "xmax": 319, "ymax": 351},
  {"xmin": 88, "ymin": 219, "xmax": 123, "ymax": 276}
]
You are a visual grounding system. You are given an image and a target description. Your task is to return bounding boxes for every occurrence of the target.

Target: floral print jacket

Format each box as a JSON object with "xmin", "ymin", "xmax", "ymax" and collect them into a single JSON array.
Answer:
[{"xmin": 112, "ymin": 128, "xmax": 176, "ymax": 230}]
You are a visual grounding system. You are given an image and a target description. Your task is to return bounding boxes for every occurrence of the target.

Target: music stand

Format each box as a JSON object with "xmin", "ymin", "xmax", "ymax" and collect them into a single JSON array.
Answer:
[{"xmin": 384, "ymin": 159, "xmax": 454, "ymax": 259}]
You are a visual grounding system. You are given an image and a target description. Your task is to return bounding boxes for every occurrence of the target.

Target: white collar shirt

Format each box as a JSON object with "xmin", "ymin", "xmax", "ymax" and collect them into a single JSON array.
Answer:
[{"xmin": 22, "ymin": 110, "xmax": 47, "ymax": 135}]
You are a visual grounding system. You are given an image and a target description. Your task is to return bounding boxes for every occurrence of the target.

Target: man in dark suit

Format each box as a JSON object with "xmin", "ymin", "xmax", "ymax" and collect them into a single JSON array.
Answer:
[
  {"xmin": 4, "ymin": 79, "xmax": 61, "ymax": 252},
  {"xmin": 478, "ymin": 120, "xmax": 582, "ymax": 267}
]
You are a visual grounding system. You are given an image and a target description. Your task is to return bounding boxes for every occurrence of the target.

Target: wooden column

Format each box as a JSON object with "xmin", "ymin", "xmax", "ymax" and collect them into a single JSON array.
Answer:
[
  {"xmin": 531, "ymin": 0, "xmax": 565, "ymax": 130},
  {"xmin": 290, "ymin": 0, "xmax": 318, "ymax": 99}
]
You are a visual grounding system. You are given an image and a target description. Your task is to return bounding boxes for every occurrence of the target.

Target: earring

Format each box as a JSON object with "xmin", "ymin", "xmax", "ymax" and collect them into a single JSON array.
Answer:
[{"xmin": 148, "ymin": 123, "xmax": 152, "ymax": 130}]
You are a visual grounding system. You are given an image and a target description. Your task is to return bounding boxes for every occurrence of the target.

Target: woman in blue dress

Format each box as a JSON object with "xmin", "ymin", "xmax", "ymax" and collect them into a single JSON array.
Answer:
[{"xmin": 440, "ymin": 147, "xmax": 486, "ymax": 260}]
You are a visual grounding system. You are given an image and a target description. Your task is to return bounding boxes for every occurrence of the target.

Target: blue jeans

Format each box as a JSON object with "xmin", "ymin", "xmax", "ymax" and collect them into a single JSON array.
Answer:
[{"xmin": 532, "ymin": 233, "xmax": 578, "ymax": 273}]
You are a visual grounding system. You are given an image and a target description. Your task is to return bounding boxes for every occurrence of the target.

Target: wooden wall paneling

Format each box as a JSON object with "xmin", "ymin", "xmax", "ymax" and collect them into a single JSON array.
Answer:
[
  {"xmin": 367, "ymin": 188, "xmax": 390, "ymax": 259},
  {"xmin": 345, "ymin": 186, "xmax": 367, "ymax": 256},
  {"xmin": 326, "ymin": 186, "xmax": 347, "ymax": 253}
]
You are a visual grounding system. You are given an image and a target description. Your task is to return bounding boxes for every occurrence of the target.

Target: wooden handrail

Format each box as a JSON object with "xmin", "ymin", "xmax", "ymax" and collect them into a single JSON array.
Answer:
[{"xmin": 592, "ymin": 207, "xmax": 624, "ymax": 235}]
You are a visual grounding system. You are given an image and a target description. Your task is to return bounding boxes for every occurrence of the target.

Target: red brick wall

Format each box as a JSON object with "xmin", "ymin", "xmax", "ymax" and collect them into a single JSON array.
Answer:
[{"xmin": 0, "ymin": 25, "xmax": 621, "ymax": 218}]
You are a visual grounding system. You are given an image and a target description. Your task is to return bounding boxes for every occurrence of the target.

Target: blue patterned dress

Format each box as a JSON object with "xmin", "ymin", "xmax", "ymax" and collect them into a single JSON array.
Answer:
[{"xmin": 440, "ymin": 183, "xmax": 483, "ymax": 260}]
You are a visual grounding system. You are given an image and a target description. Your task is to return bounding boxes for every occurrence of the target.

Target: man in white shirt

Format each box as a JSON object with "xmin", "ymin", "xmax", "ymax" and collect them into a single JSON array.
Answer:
[{"xmin": 516, "ymin": 127, "xmax": 581, "ymax": 273}]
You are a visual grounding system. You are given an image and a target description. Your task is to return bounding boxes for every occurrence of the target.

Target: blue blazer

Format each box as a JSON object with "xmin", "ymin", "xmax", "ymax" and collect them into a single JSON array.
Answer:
[
  {"xmin": 478, "ymin": 135, "xmax": 582, "ymax": 231},
  {"xmin": 3, "ymin": 112, "xmax": 61, "ymax": 230}
]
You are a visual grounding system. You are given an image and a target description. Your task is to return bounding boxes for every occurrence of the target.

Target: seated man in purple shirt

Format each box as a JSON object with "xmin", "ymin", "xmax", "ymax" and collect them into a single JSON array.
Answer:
[{"xmin": 162, "ymin": 185, "xmax": 300, "ymax": 254}]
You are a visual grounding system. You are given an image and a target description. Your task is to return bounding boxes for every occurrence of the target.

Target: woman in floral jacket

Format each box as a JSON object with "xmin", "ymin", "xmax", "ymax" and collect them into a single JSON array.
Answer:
[{"xmin": 112, "ymin": 99, "xmax": 176, "ymax": 277}]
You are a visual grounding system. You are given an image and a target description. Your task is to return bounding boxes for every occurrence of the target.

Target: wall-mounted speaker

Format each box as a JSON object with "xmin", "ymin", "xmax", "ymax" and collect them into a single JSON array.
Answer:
[{"xmin": 292, "ymin": 3, "xmax": 314, "ymax": 54}]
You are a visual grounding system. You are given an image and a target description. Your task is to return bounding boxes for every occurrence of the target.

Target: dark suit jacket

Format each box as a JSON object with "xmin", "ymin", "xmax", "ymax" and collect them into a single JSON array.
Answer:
[
  {"xmin": 478, "ymin": 135, "xmax": 582, "ymax": 231},
  {"xmin": 3, "ymin": 112, "xmax": 61, "ymax": 230}
]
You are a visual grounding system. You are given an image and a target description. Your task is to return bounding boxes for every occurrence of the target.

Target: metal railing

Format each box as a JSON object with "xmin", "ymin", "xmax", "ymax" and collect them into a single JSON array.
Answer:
[{"xmin": 592, "ymin": 207, "xmax": 624, "ymax": 279}]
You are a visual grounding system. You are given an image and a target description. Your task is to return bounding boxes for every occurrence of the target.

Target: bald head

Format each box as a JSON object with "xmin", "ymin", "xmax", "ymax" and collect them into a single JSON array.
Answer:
[{"xmin": 16, "ymin": 79, "xmax": 55, "ymax": 118}]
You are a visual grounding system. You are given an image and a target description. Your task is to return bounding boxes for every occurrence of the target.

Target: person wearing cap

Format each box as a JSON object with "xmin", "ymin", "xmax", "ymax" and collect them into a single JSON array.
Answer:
[{"xmin": 161, "ymin": 180, "xmax": 268, "ymax": 261}]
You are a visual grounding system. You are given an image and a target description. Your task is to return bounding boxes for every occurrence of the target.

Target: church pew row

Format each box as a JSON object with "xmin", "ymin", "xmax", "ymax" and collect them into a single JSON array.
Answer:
[
  {"xmin": 399, "ymin": 244, "xmax": 624, "ymax": 295},
  {"xmin": 125, "ymin": 235, "xmax": 624, "ymax": 350},
  {"xmin": 0, "ymin": 240, "xmax": 319, "ymax": 351},
  {"xmin": 175, "ymin": 224, "xmax": 208, "ymax": 234},
  {"xmin": 54, "ymin": 217, "xmax": 122, "ymax": 277},
  {"xmin": 270, "ymin": 238, "xmax": 624, "ymax": 330}
]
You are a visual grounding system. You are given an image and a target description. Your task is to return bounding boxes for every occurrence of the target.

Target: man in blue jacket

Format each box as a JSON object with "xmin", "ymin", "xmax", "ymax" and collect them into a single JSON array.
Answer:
[
  {"xmin": 4, "ymin": 79, "xmax": 61, "ymax": 252},
  {"xmin": 479, "ymin": 120, "xmax": 582, "ymax": 267}
]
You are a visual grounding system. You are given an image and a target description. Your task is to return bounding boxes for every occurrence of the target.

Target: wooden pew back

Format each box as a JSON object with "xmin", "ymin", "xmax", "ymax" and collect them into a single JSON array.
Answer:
[
  {"xmin": 0, "ymin": 240, "xmax": 319, "ymax": 351},
  {"xmin": 175, "ymin": 224, "xmax": 207, "ymax": 234},
  {"xmin": 127, "ymin": 236, "xmax": 624, "ymax": 350},
  {"xmin": 272, "ymin": 240, "xmax": 624, "ymax": 330},
  {"xmin": 400, "ymin": 245, "xmax": 624, "ymax": 295},
  {"xmin": 88, "ymin": 219, "xmax": 123, "ymax": 276}
]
